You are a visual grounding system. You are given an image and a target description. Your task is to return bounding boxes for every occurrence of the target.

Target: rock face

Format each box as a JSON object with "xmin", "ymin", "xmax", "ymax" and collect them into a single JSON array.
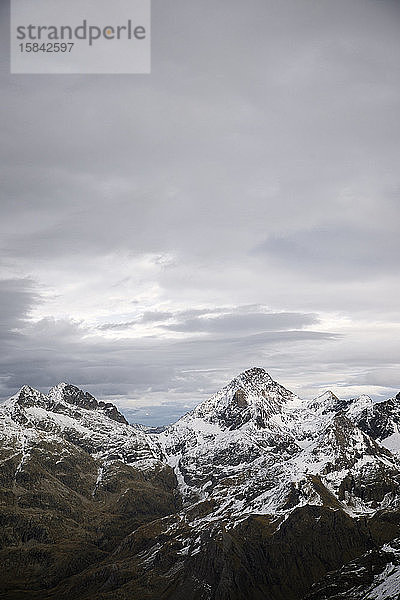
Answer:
[
  {"xmin": 305, "ymin": 536, "xmax": 400, "ymax": 600},
  {"xmin": 0, "ymin": 368, "xmax": 400, "ymax": 600}
]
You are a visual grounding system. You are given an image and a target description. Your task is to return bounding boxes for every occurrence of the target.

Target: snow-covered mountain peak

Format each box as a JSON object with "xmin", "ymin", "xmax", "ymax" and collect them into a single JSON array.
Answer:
[
  {"xmin": 48, "ymin": 381, "xmax": 68, "ymax": 395},
  {"xmin": 317, "ymin": 390, "xmax": 338, "ymax": 401},
  {"xmin": 1, "ymin": 383, "xmax": 161, "ymax": 467},
  {"xmin": 19, "ymin": 384, "xmax": 41, "ymax": 395},
  {"xmin": 9, "ymin": 384, "xmax": 48, "ymax": 409},
  {"xmin": 46, "ymin": 382, "xmax": 129, "ymax": 424},
  {"xmin": 189, "ymin": 367, "xmax": 298, "ymax": 430},
  {"xmin": 306, "ymin": 392, "xmax": 375, "ymax": 421},
  {"xmin": 346, "ymin": 394, "xmax": 374, "ymax": 420},
  {"xmin": 48, "ymin": 382, "xmax": 98, "ymax": 408},
  {"xmin": 232, "ymin": 366, "xmax": 273, "ymax": 389},
  {"xmin": 3, "ymin": 382, "xmax": 129, "ymax": 428},
  {"xmin": 160, "ymin": 373, "xmax": 400, "ymax": 520},
  {"xmin": 307, "ymin": 390, "xmax": 348, "ymax": 415}
]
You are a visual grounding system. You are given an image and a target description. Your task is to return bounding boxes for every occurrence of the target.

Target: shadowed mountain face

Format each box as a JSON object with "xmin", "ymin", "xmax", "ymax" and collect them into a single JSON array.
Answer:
[{"xmin": 0, "ymin": 368, "xmax": 400, "ymax": 600}]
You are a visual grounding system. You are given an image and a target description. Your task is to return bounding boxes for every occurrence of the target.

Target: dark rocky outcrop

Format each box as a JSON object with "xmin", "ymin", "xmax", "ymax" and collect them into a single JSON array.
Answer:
[{"xmin": 0, "ymin": 438, "xmax": 179, "ymax": 599}]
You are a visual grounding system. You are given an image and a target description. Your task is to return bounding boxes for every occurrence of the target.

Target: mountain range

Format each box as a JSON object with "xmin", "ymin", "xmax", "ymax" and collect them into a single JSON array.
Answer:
[{"xmin": 1, "ymin": 367, "xmax": 400, "ymax": 600}]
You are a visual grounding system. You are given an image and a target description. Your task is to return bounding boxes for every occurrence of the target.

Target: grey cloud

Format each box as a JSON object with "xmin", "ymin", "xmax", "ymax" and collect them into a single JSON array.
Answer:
[
  {"xmin": 0, "ymin": 280, "xmax": 396, "ymax": 426},
  {"xmin": 348, "ymin": 368, "xmax": 400, "ymax": 391},
  {"xmin": 0, "ymin": 280, "xmax": 334, "ymax": 412},
  {"xmin": 174, "ymin": 309, "xmax": 218, "ymax": 319},
  {"xmin": 1, "ymin": 0, "xmax": 400, "ymax": 274},
  {"xmin": 163, "ymin": 311, "xmax": 319, "ymax": 333},
  {"xmin": 141, "ymin": 311, "xmax": 174, "ymax": 322},
  {"xmin": 1, "ymin": 1, "xmax": 400, "ymax": 422},
  {"xmin": 0, "ymin": 279, "xmax": 39, "ymax": 335},
  {"xmin": 99, "ymin": 308, "xmax": 318, "ymax": 332},
  {"xmin": 98, "ymin": 310, "xmax": 176, "ymax": 330},
  {"xmin": 258, "ymin": 220, "xmax": 400, "ymax": 280},
  {"xmin": 98, "ymin": 321, "xmax": 137, "ymax": 331}
]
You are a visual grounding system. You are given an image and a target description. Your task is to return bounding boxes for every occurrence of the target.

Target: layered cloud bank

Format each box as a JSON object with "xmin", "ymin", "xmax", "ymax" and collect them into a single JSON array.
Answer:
[{"xmin": 1, "ymin": 0, "xmax": 399, "ymax": 424}]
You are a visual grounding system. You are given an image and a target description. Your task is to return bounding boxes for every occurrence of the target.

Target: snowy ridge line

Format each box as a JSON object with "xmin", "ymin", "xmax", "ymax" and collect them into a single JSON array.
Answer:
[{"xmin": 1, "ymin": 368, "xmax": 400, "ymax": 524}]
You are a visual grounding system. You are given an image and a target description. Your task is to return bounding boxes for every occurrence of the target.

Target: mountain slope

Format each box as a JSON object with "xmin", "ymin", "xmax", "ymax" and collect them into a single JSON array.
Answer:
[
  {"xmin": 352, "ymin": 392, "xmax": 400, "ymax": 455},
  {"xmin": 0, "ymin": 383, "xmax": 179, "ymax": 599}
]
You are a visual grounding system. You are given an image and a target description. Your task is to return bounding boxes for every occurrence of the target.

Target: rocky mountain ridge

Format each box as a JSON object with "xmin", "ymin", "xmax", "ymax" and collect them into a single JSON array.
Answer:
[
  {"xmin": 1, "ymin": 367, "xmax": 400, "ymax": 600},
  {"xmin": 161, "ymin": 368, "xmax": 400, "ymax": 520}
]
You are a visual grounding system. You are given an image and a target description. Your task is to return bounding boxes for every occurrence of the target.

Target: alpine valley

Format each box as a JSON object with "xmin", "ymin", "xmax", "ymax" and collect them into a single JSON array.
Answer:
[{"xmin": 1, "ymin": 367, "xmax": 400, "ymax": 600}]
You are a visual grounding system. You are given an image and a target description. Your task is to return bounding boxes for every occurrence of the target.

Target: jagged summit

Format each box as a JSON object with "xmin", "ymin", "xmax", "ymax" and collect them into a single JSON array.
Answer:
[
  {"xmin": 9, "ymin": 384, "xmax": 47, "ymax": 410},
  {"xmin": 307, "ymin": 390, "xmax": 349, "ymax": 415},
  {"xmin": 345, "ymin": 394, "xmax": 374, "ymax": 420},
  {"xmin": 1, "ymin": 382, "xmax": 160, "ymax": 466},
  {"xmin": 190, "ymin": 367, "xmax": 298, "ymax": 429},
  {"xmin": 10, "ymin": 382, "xmax": 128, "ymax": 425},
  {"xmin": 49, "ymin": 382, "xmax": 99, "ymax": 410},
  {"xmin": 232, "ymin": 366, "xmax": 273, "ymax": 388}
]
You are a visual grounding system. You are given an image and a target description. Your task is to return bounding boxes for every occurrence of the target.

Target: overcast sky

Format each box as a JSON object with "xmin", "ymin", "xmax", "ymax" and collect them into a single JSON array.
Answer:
[{"xmin": 1, "ymin": 0, "xmax": 399, "ymax": 425}]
